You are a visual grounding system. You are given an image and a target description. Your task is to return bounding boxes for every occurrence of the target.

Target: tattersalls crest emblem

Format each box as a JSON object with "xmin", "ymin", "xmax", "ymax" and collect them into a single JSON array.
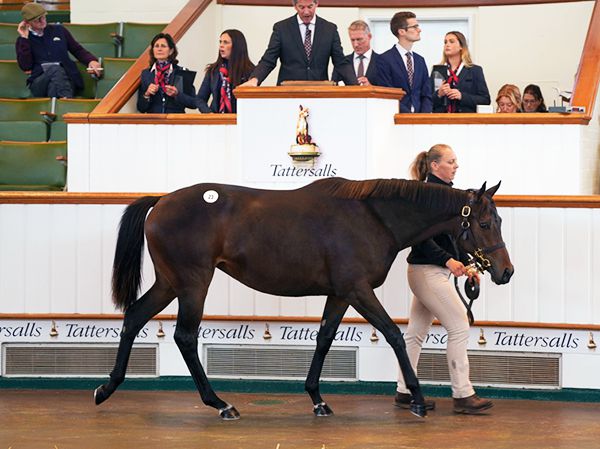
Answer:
[{"xmin": 288, "ymin": 104, "xmax": 321, "ymax": 166}]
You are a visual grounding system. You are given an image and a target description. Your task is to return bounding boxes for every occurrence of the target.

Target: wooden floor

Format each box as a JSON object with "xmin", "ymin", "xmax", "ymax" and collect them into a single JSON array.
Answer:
[{"xmin": 1, "ymin": 389, "xmax": 599, "ymax": 449}]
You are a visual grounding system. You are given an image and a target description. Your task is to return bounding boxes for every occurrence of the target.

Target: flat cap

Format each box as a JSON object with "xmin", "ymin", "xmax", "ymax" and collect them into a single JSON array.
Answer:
[{"xmin": 21, "ymin": 2, "xmax": 47, "ymax": 21}]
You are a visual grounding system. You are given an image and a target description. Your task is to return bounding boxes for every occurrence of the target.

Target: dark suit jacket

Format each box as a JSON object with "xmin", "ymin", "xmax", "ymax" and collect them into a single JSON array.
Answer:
[
  {"xmin": 376, "ymin": 46, "xmax": 432, "ymax": 113},
  {"xmin": 137, "ymin": 65, "xmax": 197, "ymax": 113},
  {"xmin": 432, "ymin": 64, "xmax": 490, "ymax": 113},
  {"xmin": 251, "ymin": 15, "xmax": 357, "ymax": 86},
  {"xmin": 331, "ymin": 51, "xmax": 380, "ymax": 85},
  {"xmin": 196, "ymin": 67, "xmax": 253, "ymax": 113}
]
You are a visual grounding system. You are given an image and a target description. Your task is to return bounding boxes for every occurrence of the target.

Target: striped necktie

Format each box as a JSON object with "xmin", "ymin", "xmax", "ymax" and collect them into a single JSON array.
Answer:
[
  {"xmin": 406, "ymin": 51, "xmax": 414, "ymax": 87},
  {"xmin": 303, "ymin": 23, "xmax": 312, "ymax": 59}
]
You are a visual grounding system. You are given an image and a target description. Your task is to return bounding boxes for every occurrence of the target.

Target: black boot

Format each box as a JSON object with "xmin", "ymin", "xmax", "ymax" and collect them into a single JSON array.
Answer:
[{"xmin": 394, "ymin": 392, "xmax": 436, "ymax": 410}]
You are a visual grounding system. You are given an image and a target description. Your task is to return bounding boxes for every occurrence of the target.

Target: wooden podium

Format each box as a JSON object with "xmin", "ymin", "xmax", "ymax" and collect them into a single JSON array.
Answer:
[{"xmin": 234, "ymin": 85, "xmax": 405, "ymax": 189}]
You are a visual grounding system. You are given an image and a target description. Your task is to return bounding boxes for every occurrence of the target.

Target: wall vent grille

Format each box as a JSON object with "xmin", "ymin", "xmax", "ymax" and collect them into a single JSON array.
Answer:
[
  {"xmin": 205, "ymin": 345, "xmax": 357, "ymax": 381},
  {"xmin": 2, "ymin": 344, "xmax": 158, "ymax": 377},
  {"xmin": 418, "ymin": 350, "xmax": 561, "ymax": 388}
]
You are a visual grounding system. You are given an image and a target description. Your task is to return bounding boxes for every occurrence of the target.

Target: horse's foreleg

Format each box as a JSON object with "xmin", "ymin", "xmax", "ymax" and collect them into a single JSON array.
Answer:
[
  {"xmin": 174, "ymin": 284, "xmax": 239, "ymax": 420},
  {"xmin": 305, "ymin": 295, "xmax": 348, "ymax": 417},
  {"xmin": 95, "ymin": 281, "xmax": 175, "ymax": 405},
  {"xmin": 346, "ymin": 285, "xmax": 427, "ymax": 418}
]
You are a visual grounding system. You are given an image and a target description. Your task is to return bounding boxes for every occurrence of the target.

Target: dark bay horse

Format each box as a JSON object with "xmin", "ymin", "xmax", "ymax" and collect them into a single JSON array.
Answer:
[{"xmin": 94, "ymin": 177, "xmax": 513, "ymax": 419}]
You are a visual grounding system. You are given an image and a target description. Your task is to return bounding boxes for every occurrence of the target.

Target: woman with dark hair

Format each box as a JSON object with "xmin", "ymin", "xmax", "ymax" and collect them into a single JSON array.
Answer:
[
  {"xmin": 137, "ymin": 33, "xmax": 197, "ymax": 113},
  {"xmin": 197, "ymin": 29, "xmax": 255, "ymax": 113},
  {"xmin": 432, "ymin": 31, "xmax": 490, "ymax": 113},
  {"xmin": 522, "ymin": 84, "xmax": 547, "ymax": 112}
]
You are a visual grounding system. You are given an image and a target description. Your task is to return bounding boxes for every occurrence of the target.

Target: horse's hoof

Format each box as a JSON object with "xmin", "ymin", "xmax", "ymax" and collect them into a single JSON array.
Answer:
[
  {"xmin": 409, "ymin": 402, "xmax": 428, "ymax": 418},
  {"xmin": 219, "ymin": 404, "xmax": 240, "ymax": 420},
  {"xmin": 94, "ymin": 385, "xmax": 108, "ymax": 405},
  {"xmin": 313, "ymin": 402, "xmax": 334, "ymax": 417}
]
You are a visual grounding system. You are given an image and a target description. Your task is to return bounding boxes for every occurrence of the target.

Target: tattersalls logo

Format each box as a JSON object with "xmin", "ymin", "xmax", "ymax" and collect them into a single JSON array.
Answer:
[{"xmin": 270, "ymin": 104, "xmax": 338, "ymax": 179}]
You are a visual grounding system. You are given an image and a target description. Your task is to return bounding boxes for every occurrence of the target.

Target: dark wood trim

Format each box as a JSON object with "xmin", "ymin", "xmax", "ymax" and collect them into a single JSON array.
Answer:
[
  {"xmin": 571, "ymin": 0, "xmax": 600, "ymax": 115},
  {"xmin": 234, "ymin": 85, "xmax": 405, "ymax": 99},
  {"xmin": 2, "ymin": 193, "xmax": 600, "ymax": 208},
  {"xmin": 2, "ymin": 313, "xmax": 600, "ymax": 330},
  {"xmin": 394, "ymin": 112, "xmax": 591, "ymax": 125},
  {"xmin": 64, "ymin": 112, "xmax": 237, "ymax": 125},
  {"xmin": 93, "ymin": 0, "xmax": 213, "ymax": 114},
  {"xmin": 217, "ymin": 0, "xmax": 587, "ymax": 6}
]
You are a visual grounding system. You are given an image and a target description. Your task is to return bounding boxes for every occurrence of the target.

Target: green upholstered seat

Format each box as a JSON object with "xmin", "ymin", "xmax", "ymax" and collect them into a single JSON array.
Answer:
[
  {"xmin": 95, "ymin": 57, "xmax": 135, "ymax": 98},
  {"xmin": 75, "ymin": 61, "xmax": 98, "ymax": 99},
  {"xmin": 120, "ymin": 22, "xmax": 166, "ymax": 58},
  {"xmin": 49, "ymin": 98, "xmax": 100, "ymax": 141},
  {"xmin": 0, "ymin": 59, "xmax": 30, "ymax": 98},
  {"xmin": 0, "ymin": 22, "xmax": 16, "ymax": 59},
  {"xmin": 0, "ymin": 140, "xmax": 67, "ymax": 191},
  {"xmin": 63, "ymin": 23, "xmax": 121, "ymax": 59},
  {"xmin": 0, "ymin": 98, "xmax": 51, "ymax": 141}
]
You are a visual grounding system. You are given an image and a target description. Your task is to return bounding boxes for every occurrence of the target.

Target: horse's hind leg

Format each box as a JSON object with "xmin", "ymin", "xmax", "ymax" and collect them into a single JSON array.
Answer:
[
  {"xmin": 346, "ymin": 284, "xmax": 427, "ymax": 418},
  {"xmin": 95, "ymin": 280, "xmax": 175, "ymax": 405},
  {"xmin": 174, "ymin": 279, "xmax": 239, "ymax": 420},
  {"xmin": 305, "ymin": 295, "xmax": 348, "ymax": 416}
]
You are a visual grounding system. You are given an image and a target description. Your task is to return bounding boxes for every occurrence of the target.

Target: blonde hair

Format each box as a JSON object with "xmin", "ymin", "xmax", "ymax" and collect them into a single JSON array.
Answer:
[
  {"xmin": 410, "ymin": 144, "xmax": 452, "ymax": 181},
  {"xmin": 348, "ymin": 19, "xmax": 370, "ymax": 34},
  {"xmin": 496, "ymin": 84, "xmax": 522, "ymax": 112},
  {"xmin": 439, "ymin": 31, "xmax": 473, "ymax": 68}
]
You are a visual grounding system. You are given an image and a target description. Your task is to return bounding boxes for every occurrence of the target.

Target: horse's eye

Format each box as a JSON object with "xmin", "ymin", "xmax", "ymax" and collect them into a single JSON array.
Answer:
[{"xmin": 480, "ymin": 222, "xmax": 491, "ymax": 229}]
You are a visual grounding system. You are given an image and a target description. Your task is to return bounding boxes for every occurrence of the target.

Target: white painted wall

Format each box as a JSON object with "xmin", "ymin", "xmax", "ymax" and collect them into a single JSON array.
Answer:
[{"xmin": 1, "ymin": 202, "xmax": 600, "ymax": 325}]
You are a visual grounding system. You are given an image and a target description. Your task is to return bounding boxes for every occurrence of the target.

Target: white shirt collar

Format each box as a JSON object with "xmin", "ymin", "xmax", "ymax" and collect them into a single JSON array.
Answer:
[
  {"xmin": 355, "ymin": 48, "xmax": 373, "ymax": 61},
  {"xmin": 297, "ymin": 15, "xmax": 316, "ymax": 27}
]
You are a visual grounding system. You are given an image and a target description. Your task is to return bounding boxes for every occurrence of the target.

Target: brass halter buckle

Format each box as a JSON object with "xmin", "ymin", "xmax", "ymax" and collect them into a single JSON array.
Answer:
[{"xmin": 474, "ymin": 248, "xmax": 491, "ymax": 268}]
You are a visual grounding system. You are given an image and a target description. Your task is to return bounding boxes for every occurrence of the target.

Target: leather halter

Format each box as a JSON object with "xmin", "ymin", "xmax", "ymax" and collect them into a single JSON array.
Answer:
[{"xmin": 454, "ymin": 192, "xmax": 506, "ymax": 325}]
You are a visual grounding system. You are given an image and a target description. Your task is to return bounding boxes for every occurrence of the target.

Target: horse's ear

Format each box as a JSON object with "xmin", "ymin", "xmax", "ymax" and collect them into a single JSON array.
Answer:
[
  {"xmin": 476, "ymin": 182, "xmax": 487, "ymax": 200},
  {"xmin": 486, "ymin": 181, "xmax": 501, "ymax": 197}
]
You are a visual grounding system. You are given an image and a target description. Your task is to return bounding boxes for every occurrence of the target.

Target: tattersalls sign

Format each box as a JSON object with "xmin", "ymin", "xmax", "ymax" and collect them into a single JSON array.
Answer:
[
  {"xmin": 0, "ymin": 320, "xmax": 592, "ymax": 353},
  {"xmin": 242, "ymin": 103, "xmax": 365, "ymax": 184}
]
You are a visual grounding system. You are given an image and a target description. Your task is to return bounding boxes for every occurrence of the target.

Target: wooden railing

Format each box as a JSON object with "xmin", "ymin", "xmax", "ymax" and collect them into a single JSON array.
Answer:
[
  {"xmin": 1, "ymin": 191, "xmax": 600, "ymax": 207},
  {"xmin": 92, "ymin": 0, "xmax": 600, "ymax": 123}
]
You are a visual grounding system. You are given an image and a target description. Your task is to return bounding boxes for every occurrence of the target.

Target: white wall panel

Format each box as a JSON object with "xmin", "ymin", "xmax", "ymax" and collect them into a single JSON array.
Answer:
[
  {"xmin": 564, "ymin": 209, "xmax": 593, "ymax": 323},
  {"xmin": 1, "ymin": 202, "xmax": 599, "ymax": 327},
  {"xmin": 23, "ymin": 205, "xmax": 51, "ymax": 313},
  {"xmin": 538, "ymin": 209, "xmax": 566, "ymax": 323}
]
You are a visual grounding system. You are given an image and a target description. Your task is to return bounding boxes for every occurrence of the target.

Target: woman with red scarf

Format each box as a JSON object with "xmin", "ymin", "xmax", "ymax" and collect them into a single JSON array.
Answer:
[
  {"xmin": 197, "ymin": 29, "xmax": 255, "ymax": 114},
  {"xmin": 137, "ymin": 33, "xmax": 196, "ymax": 113},
  {"xmin": 432, "ymin": 31, "xmax": 490, "ymax": 113}
]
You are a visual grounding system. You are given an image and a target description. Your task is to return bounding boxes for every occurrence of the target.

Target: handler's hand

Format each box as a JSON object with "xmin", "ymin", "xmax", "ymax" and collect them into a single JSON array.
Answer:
[
  {"xmin": 445, "ymin": 258, "xmax": 466, "ymax": 277},
  {"xmin": 17, "ymin": 21, "xmax": 29, "ymax": 39}
]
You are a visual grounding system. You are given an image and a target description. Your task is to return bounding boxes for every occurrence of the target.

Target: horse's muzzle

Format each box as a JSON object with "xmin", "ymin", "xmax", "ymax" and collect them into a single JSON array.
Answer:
[{"xmin": 497, "ymin": 266, "xmax": 514, "ymax": 285}]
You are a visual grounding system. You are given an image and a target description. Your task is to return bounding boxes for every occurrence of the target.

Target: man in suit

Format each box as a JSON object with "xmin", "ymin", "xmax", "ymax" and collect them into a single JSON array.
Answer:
[
  {"xmin": 332, "ymin": 20, "xmax": 379, "ymax": 86},
  {"xmin": 242, "ymin": 0, "xmax": 356, "ymax": 86},
  {"xmin": 376, "ymin": 11, "xmax": 432, "ymax": 113}
]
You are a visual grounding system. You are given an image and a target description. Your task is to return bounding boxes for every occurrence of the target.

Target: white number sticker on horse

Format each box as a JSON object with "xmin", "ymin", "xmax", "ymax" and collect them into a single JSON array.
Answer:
[{"xmin": 203, "ymin": 190, "xmax": 219, "ymax": 203}]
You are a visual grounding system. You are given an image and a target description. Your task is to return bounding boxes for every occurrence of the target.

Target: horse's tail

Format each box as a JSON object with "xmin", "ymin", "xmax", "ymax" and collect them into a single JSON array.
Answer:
[{"xmin": 112, "ymin": 195, "xmax": 161, "ymax": 311}]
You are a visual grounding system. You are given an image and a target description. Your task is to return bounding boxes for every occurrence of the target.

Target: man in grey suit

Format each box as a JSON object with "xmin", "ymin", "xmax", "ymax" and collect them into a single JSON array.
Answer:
[
  {"xmin": 243, "ymin": 0, "xmax": 356, "ymax": 86},
  {"xmin": 332, "ymin": 20, "xmax": 379, "ymax": 86}
]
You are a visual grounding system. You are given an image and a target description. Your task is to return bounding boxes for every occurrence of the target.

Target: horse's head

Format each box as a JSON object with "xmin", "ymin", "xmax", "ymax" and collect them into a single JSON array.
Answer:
[{"xmin": 457, "ymin": 182, "xmax": 514, "ymax": 285}]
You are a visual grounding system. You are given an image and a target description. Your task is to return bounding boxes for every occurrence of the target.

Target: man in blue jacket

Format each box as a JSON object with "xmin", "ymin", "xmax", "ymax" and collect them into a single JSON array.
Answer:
[
  {"xmin": 376, "ymin": 12, "xmax": 432, "ymax": 113},
  {"xmin": 15, "ymin": 2, "xmax": 102, "ymax": 98}
]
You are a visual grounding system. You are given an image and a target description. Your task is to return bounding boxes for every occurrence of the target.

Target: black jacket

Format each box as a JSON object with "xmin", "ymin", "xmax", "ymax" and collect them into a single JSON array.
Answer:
[
  {"xmin": 432, "ymin": 64, "xmax": 490, "ymax": 113},
  {"xmin": 137, "ymin": 64, "xmax": 197, "ymax": 113},
  {"xmin": 406, "ymin": 174, "xmax": 463, "ymax": 267},
  {"xmin": 250, "ymin": 15, "xmax": 357, "ymax": 86}
]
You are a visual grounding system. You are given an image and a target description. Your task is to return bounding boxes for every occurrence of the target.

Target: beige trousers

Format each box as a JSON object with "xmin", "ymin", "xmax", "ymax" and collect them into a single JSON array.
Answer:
[{"xmin": 397, "ymin": 264, "xmax": 475, "ymax": 399}]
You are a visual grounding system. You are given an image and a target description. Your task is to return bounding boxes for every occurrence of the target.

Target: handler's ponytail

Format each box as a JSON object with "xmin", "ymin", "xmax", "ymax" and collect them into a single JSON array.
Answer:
[{"xmin": 409, "ymin": 144, "xmax": 452, "ymax": 181}]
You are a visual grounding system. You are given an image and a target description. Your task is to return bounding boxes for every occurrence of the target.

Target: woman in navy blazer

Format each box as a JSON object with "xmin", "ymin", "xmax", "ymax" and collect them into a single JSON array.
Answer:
[
  {"xmin": 197, "ymin": 29, "xmax": 255, "ymax": 114},
  {"xmin": 432, "ymin": 31, "xmax": 490, "ymax": 113},
  {"xmin": 137, "ymin": 33, "xmax": 196, "ymax": 113}
]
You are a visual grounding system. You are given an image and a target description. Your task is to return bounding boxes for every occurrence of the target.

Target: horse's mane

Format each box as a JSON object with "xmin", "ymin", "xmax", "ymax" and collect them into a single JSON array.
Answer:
[{"xmin": 310, "ymin": 177, "xmax": 467, "ymax": 211}]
